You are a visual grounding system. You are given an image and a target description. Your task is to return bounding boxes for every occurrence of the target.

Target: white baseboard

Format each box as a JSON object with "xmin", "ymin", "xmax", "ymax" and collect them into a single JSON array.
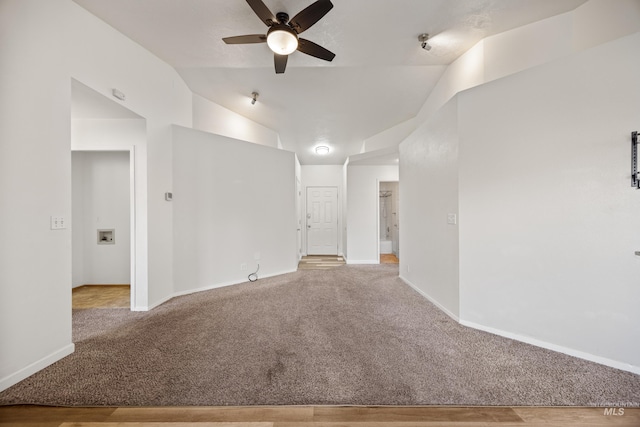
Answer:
[
  {"xmin": 399, "ymin": 275, "xmax": 639, "ymax": 374},
  {"xmin": 399, "ymin": 275, "xmax": 460, "ymax": 322},
  {"xmin": 460, "ymin": 319, "xmax": 640, "ymax": 375},
  {"xmin": 0, "ymin": 343, "xmax": 75, "ymax": 392},
  {"xmin": 144, "ymin": 269, "xmax": 298, "ymax": 311}
]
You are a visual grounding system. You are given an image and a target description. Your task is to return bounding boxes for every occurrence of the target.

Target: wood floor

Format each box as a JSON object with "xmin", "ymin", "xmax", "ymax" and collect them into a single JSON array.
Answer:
[
  {"xmin": 380, "ymin": 253, "xmax": 399, "ymax": 264},
  {"xmin": 72, "ymin": 285, "xmax": 130, "ymax": 309},
  {"xmin": 297, "ymin": 255, "xmax": 346, "ymax": 270},
  {"xmin": 1, "ymin": 405, "xmax": 638, "ymax": 426}
]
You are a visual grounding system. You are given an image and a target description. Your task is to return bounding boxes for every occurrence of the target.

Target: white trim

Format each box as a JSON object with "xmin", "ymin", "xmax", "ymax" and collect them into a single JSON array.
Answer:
[
  {"xmin": 460, "ymin": 319, "xmax": 640, "ymax": 375},
  {"xmin": 399, "ymin": 274, "xmax": 460, "ymax": 322},
  {"xmin": 0, "ymin": 344, "xmax": 75, "ymax": 392},
  {"xmin": 399, "ymin": 275, "xmax": 639, "ymax": 375},
  {"xmin": 139, "ymin": 269, "xmax": 299, "ymax": 311}
]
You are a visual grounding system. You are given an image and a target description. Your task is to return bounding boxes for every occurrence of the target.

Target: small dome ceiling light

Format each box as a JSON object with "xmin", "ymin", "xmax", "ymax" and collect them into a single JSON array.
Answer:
[
  {"xmin": 267, "ymin": 21, "xmax": 299, "ymax": 55},
  {"xmin": 315, "ymin": 145, "xmax": 330, "ymax": 155}
]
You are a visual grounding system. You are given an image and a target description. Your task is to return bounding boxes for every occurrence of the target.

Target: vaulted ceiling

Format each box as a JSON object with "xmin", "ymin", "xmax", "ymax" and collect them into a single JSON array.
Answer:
[{"xmin": 73, "ymin": 0, "xmax": 587, "ymax": 164}]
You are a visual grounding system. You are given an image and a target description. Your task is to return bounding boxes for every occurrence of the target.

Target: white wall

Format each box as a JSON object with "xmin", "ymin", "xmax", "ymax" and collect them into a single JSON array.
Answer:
[
  {"xmin": 192, "ymin": 94, "xmax": 280, "ymax": 148},
  {"xmin": 458, "ymin": 32, "xmax": 640, "ymax": 373},
  {"xmin": 72, "ymin": 151, "xmax": 130, "ymax": 287},
  {"xmin": 364, "ymin": 0, "xmax": 640, "ymax": 157},
  {"xmin": 393, "ymin": 0, "xmax": 640, "ymax": 373},
  {"xmin": 172, "ymin": 125, "xmax": 297, "ymax": 295},
  {"xmin": 300, "ymin": 165, "xmax": 345, "ymax": 255},
  {"xmin": 0, "ymin": 0, "xmax": 192, "ymax": 391},
  {"xmin": 346, "ymin": 165, "xmax": 399, "ymax": 264},
  {"xmin": 399, "ymin": 97, "xmax": 460, "ymax": 319}
]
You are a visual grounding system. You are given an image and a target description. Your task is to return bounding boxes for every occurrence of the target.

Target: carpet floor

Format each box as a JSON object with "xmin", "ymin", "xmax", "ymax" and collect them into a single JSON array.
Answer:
[{"xmin": 1, "ymin": 265, "xmax": 638, "ymax": 407}]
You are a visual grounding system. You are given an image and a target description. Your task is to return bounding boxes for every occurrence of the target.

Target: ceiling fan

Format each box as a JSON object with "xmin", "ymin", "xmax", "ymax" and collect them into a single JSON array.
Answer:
[{"xmin": 223, "ymin": 0, "xmax": 336, "ymax": 74}]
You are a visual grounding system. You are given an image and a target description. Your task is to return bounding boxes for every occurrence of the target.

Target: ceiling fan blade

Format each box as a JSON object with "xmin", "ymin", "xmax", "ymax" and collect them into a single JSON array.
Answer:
[
  {"xmin": 297, "ymin": 38, "xmax": 335, "ymax": 62},
  {"xmin": 289, "ymin": 0, "xmax": 333, "ymax": 34},
  {"xmin": 274, "ymin": 53, "xmax": 288, "ymax": 74},
  {"xmin": 222, "ymin": 34, "xmax": 267, "ymax": 44},
  {"xmin": 246, "ymin": 0, "xmax": 277, "ymax": 26}
]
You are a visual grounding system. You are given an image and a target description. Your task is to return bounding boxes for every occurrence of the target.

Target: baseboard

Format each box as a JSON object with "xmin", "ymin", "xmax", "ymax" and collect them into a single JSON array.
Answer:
[
  {"xmin": 399, "ymin": 274, "xmax": 460, "ymax": 322},
  {"xmin": 0, "ymin": 343, "xmax": 75, "ymax": 392},
  {"xmin": 398, "ymin": 274, "xmax": 639, "ymax": 374},
  {"xmin": 145, "ymin": 269, "xmax": 299, "ymax": 311},
  {"xmin": 460, "ymin": 319, "xmax": 640, "ymax": 375}
]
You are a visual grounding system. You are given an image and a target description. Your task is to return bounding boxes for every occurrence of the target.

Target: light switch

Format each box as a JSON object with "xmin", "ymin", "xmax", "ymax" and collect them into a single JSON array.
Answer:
[{"xmin": 447, "ymin": 213, "xmax": 457, "ymax": 225}]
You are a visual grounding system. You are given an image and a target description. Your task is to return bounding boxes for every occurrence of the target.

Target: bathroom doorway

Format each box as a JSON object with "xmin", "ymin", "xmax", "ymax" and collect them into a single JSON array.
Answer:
[{"xmin": 379, "ymin": 181, "xmax": 399, "ymax": 263}]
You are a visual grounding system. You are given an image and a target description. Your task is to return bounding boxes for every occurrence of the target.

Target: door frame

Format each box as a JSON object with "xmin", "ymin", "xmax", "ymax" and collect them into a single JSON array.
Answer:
[
  {"xmin": 378, "ymin": 180, "xmax": 399, "ymax": 263},
  {"xmin": 71, "ymin": 146, "xmax": 137, "ymax": 310}
]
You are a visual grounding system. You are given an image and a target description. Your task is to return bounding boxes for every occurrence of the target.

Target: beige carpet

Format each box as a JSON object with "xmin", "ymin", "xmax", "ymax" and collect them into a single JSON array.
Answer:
[{"xmin": 1, "ymin": 264, "xmax": 638, "ymax": 407}]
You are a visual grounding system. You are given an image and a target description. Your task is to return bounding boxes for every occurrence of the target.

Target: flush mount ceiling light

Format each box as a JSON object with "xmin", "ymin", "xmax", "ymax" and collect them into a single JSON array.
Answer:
[
  {"xmin": 315, "ymin": 145, "xmax": 330, "ymax": 155},
  {"xmin": 251, "ymin": 91, "xmax": 259, "ymax": 105},
  {"xmin": 418, "ymin": 33, "xmax": 432, "ymax": 51}
]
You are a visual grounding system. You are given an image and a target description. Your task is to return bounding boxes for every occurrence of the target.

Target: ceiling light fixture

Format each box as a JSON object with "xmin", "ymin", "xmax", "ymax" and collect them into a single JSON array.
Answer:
[
  {"xmin": 267, "ymin": 24, "xmax": 299, "ymax": 55},
  {"xmin": 251, "ymin": 91, "xmax": 259, "ymax": 105},
  {"xmin": 418, "ymin": 33, "xmax": 432, "ymax": 51},
  {"xmin": 315, "ymin": 145, "xmax": 330, "ymax": 155}
]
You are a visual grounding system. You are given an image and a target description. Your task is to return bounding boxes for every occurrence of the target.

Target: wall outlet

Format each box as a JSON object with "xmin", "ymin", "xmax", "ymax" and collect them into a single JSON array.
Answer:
[
  {"xmin": 406, "ymin": 264, "xmax": 410, "ymax": 273},
  {"xmin": 447, "ymin": 213, "xmax": 457, "ymax": 225},
  {"xmin": 254, "ymin": 252, "xmax": 261, "ymax": 260},
  {"xmin": 50, "ymin": 216, "xmax": 66, "ymax": 230},
  {"xmin": 240, "ymin": 263, "xmax": 247, "ymax": 271}
]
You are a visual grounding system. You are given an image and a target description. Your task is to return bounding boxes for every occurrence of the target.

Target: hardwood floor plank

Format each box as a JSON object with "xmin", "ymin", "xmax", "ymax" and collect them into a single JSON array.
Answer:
[
  {"xmin": 312, "ymin": 406, "xmax": 523, "ymax": 423},
  {"xmin": 513, "ymin": 407, "xmax": 640, "ymax": 425},
  {"xmin": 0, "ymin": 405, "xmax": 116, "ymax": 423},
  {"xmin": 274, "ymin": 423, "xmax": 497, "ymax": 427},
  {"xmin": 4, "ymin": 406, "xmax": 639, "ymax": 426},
  {"xmin": 59, "ymin": 423, "xmax": 273, "ymax": 427},
  {"xmin": 108, "ymin": 407, "xmax": 313, "ymax": 423}
]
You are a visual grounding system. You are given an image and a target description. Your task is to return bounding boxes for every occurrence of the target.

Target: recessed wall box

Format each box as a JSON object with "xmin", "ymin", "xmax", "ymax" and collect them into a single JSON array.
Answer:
[{"xmin": 98, "ymin": 229, "xmax": 115, "ymax": 245}]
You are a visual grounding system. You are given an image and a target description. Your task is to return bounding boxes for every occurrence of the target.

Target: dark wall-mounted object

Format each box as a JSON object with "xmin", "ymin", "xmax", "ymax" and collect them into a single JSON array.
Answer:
[{"xmin": 632, "ymin": 131, "xmax": 639, "ymax": 189}]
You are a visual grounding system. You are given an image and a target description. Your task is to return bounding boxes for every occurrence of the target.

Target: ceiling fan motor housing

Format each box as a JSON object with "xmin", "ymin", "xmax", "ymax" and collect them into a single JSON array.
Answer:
[{"xmin": 276, "ymin": 12, "xmax": 289, "ymax": 24}]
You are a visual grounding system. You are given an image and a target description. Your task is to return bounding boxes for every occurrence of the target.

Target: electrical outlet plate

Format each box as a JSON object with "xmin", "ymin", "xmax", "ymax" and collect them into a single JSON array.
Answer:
[
  {"xmin": 447, "ymin": 213, "xmax": 457, "ymax": 225},
  {"xmin": 50, "ymin": 216, "xmax": 66, "ymax": 230}
]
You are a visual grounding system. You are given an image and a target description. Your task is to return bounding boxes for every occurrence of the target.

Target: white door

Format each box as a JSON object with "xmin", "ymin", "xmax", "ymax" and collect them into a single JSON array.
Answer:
[{"xmin": 306, "ymin": 187, "xmax": 338, "ymax": 255}]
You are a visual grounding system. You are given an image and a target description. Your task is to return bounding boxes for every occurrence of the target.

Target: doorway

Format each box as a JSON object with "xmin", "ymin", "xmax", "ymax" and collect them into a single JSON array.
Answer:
[
  {"xmin": 306, "ymin": 186, "xmax": 338, "ymax": 255},
  {"xmin": 72, "ymin": 150, "xmax": 133, "ymax": 307},
  {"xmin": 379, "ymin": 181, "xmax": 399, "ymax": 263}
]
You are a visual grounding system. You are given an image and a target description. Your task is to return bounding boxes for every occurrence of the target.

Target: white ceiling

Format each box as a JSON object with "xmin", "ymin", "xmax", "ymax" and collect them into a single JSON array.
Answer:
[{"xmin": 73, "ymin": 0, "xmax": 586, "ymax": 164}]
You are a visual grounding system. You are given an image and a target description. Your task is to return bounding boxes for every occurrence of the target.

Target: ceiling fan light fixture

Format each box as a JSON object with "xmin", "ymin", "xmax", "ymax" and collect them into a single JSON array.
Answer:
[
  {"xmin": 315, "ymin": 145, "xmax": 330, "ymax": 155},
  {"xmin": 267, "ymin": 26, "xmax": 299, "ymax": 55}
]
